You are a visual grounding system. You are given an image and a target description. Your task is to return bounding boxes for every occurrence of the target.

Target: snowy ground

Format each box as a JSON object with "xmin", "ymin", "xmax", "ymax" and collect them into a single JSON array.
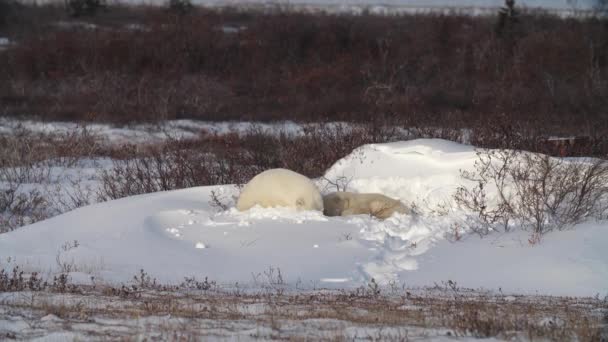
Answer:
[
  {"xmin": 0, "ymin": 117, "xmax": 468, "ymax": 147},
  {"xmin": 21, "ymin": 0, "xmax": 598, "ymax": 8},
  {"xmin": 114, "ymin": 0, "xmax": 598, "ymax": 11},
  {"xmin": 2, "ymin": 285, "xmax": 603, "ymax": 341},
  {"xmin": 0, "ymin": 118, "xmax": 308, "ymax": 146},
  {"xmin": 1, "ymin": 138, "xmax": 607, "ymax": 340},
  {"xmin": 192, "ymin": 1, "xmax": 601, "ymax": 18},
  {"xmin": 1, "ymin": 139, "xmax": 607, "ymax": 298},
  {"xmin": 11, "ymin": 0, "xmax": 603, "ymax": 18}
]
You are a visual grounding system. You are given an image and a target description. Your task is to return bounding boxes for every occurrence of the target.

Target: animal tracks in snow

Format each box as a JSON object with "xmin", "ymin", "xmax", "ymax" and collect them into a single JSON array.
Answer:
[{"xmin": 143, "ymin": 205, "xmax": 444, "ymax": 286}]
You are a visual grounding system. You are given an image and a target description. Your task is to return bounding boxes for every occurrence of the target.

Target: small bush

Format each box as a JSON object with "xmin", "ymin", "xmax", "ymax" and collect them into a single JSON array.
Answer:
[
  {"xmin": 0, "ymin": 125, "xmax": 104, "ymax": 231},
  {"xmin": 97, "ymin": 123, "xmax": 404, "ymax": 200},
  {"xmin": 97, "ymin": 138, "xmax": 247, "ymax": 201},
  {"xmin": 0, "ymin": 267, "xmax": 46, "ymax": 292},
  {"xmin": 0, "ymin": 186, "xmax": 48, "ymax": 232},
  {"xmin": 455, "ymin": 148, "xmax": 608, "ymax": 240}
]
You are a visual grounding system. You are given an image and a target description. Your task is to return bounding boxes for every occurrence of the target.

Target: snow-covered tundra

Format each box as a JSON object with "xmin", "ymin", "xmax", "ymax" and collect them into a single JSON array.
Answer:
[
  {"xmin": 236, "ymin": 168, "xmax": 324, "ymax": 212},
  {"xmin": 323, "ymin": 191, "xmax": 411, "ymax": 219}
]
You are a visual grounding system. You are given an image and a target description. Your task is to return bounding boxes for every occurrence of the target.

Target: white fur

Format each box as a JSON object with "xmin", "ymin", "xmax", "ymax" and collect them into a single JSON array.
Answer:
[
  {"xmin": 236, "ymin": 169, "xmax": 323, "ymax": 212},
  {"xmin": 323, "ymin": 191, "xmax": 411, "ymax": 219}
]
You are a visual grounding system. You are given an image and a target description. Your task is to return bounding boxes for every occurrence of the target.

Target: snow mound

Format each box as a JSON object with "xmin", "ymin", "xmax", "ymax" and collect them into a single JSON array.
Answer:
[
  {"xmin": 323, "ymin": 139, "xmax": 477, "ymax": 206},
  {"xmin": 1, "ymin": 139, "xmax": 607, "ymax": 296}
]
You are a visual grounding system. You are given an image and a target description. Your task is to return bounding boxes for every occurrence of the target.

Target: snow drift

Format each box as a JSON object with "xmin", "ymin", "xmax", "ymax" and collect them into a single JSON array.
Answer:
[{"xmin": 0, "ymin": 139, "xmax": 606, "ymax": 296}]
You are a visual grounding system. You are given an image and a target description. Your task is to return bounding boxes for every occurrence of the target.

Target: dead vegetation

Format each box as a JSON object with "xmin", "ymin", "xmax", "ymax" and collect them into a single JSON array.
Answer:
[
  {"xmin": 97, "ymin": 123, "xmax": 396, "ymax": 200},
  {"xmin": 0, "ymin": 124, "xmax": 105, "ymax": 231},
  {"xmin": 0, "ymin": 121, "xmax": 404, "ymax": 230},
  {"xmin": 0, "ymin": 270, "xmax": 606, "ymax": 341},
  {"xmin": 455, "ymin": 148, "xmax": 608, "ymax": 241},
  {"xmin": 2, "ymin": 120, "xmax": 608, "ymax": 234},
  {"xmin": 1, "ymin": 3, "xmax": 608, "ymax": 152}
]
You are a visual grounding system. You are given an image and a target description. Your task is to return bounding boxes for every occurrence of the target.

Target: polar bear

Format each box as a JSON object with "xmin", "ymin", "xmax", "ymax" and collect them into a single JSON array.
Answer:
[
  {"xmin": 323, "ymin": 191, "xmax": 411, "ymax": 219},
  {"xmin": 236, "ymin": 168, "xmax": 324, "ymax": 212}
]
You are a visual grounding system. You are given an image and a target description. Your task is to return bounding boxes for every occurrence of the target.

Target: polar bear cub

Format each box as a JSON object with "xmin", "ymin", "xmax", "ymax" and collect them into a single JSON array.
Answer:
[
  {"xmin": 323, "ymin": 191, "xmax": 410, "ymax": 219},
  {"xmin": 236, "ymin": 168, "xmax": 324, "ymax": 212}
]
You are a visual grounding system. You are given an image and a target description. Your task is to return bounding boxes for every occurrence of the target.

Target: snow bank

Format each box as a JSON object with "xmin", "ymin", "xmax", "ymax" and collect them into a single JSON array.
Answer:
[{"xmin": 1, "ymin": 139, "xmax": 606, "ymax": 296}]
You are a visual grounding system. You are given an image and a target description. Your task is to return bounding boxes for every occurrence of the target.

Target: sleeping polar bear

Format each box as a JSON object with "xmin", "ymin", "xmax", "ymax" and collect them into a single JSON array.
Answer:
[
  {"xmin": 236, "ymin": 168, "xmax": 324, "ymax": 212},
  {"xmin": 323, "ymin": 191, "xmax": 411, "ymax": 219}
]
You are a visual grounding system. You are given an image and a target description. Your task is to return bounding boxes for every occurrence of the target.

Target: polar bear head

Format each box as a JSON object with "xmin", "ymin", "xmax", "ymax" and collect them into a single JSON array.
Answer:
[{"xmin": 322, "ymin": 192, "xmax": 351, "ymax": 216}]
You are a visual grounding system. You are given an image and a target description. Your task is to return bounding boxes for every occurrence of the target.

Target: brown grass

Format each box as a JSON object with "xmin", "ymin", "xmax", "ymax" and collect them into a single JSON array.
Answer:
[{"xmin": 0, "ymin": 273, "xmax": 606, "ymax": 341}]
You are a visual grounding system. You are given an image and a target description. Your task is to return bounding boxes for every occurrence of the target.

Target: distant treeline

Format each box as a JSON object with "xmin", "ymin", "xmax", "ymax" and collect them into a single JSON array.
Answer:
[{"xmin": 0, "ymin": 2, "xmax": 607, "ymax": 142}]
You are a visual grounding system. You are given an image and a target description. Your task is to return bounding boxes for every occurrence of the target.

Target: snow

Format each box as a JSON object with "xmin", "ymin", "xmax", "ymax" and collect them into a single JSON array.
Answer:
[
  {"xmin": 8, "ymin": 0, "xmax": 602, "ymax": 19},
  {"xmin": 52, "ymin": 21, "xmax": 99, "ymax": 30},
  {"xmin": 0, "ymin": 158, "xmax": 112, "ymax": 227},
  {"xmin": 0, "ymin": 118, "xmax": 311, "ymax": 146},
  {"xmin": 0, "ymin": 299, "xmax": 501, "ymax": 341},
  {"xmin": 105, "ymin": 0, "xmax": 598, "ymax": 10},
  {"xmin": 409, "ymin": 223, "xmax": 608, "ymax": 296},
  {"xmin": 0, "ymin": 37, "xmax": 12, "ymax": 51},
  {"xmin": 1, "ymin": 139, "xmax": 607, "ymax": 297},
  {"xmin": 24, "ymin": 0, "xmax": 596, "ymax": 7},
  {"xmin": 193, "ymin": 1, "xmax": 600, "ymax": 18}
]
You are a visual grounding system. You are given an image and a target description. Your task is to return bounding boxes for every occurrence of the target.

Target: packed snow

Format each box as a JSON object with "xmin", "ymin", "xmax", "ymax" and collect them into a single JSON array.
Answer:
[{"xmin": 1, "ymin": 139, "xmax": 607, "ymax": 297}]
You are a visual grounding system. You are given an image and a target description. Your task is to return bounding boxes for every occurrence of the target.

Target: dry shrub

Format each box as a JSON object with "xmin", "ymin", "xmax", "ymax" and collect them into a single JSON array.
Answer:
[
  {"xmin": 0, "ymin": 121, "xmax": 406, "ymax": 228},
  {"xmin": 0, "ymin": 124, "xmax": 102, "ymax": 168},
  {"xmin": 1, "ymin": 273, "xmax": 605, "ymax": 340},
  {"xmin": 0, "ymin": 129, "xmax": 51, "ymax": 231},
  {"xmin": 91, "ymin": 74, "xmax": 234, "ymax": 123},
  {"xmin": 247, "ymin": 123, "xmax": 392, "ymax": 178},
  {"xmin": 0, "ymin": 186, "xmax": 47, "ymax": 232},
  {"xmin": 455, "ymin": 148, "xmax": 608, "ymax": 240},
  {"xmin": 2, "ymin": 5, "xmax": 608, "ymax": 155},
  {"xmin": 0, "ymin": 266, "xmax": 81, "ymax": 293},
  {"xmin": 98, "ymin": 123, "xmax": 405, "ymax": 200},
  {"xmin": 0, "ymin": 267, "xmax": 45, "ymax": 292},
  {"xmin": 0, "ymin": 125, "xmax": 103, "ymax": 231},
  {"xmin": 98, "ymin": 139, "xmax": 246, "ymax": 200}
]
